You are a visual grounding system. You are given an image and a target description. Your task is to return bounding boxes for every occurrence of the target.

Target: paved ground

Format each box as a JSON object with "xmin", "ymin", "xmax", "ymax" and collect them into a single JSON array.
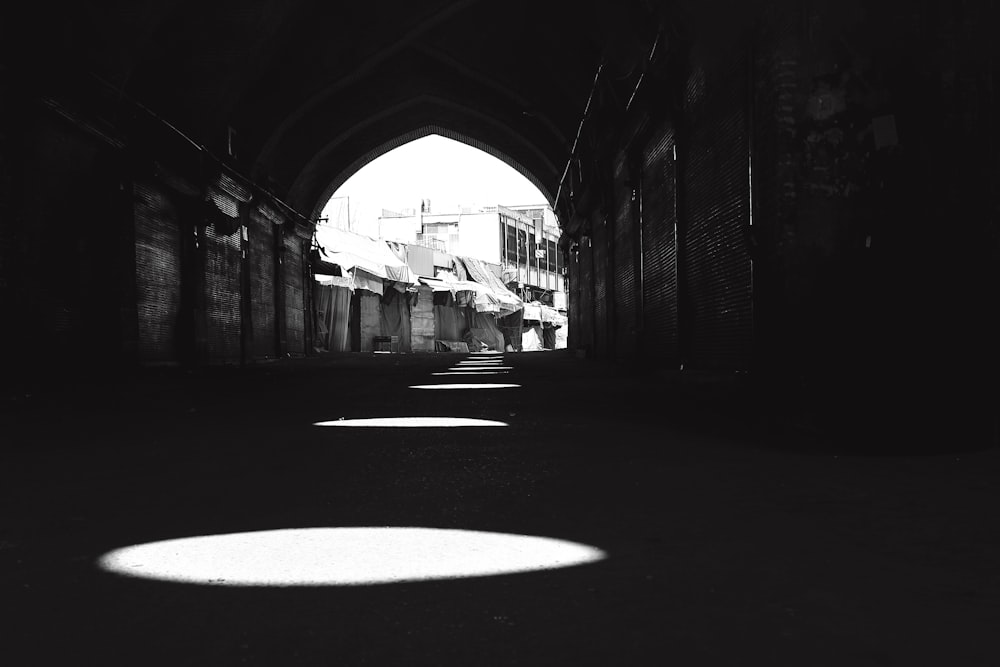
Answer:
[{"xmin": 2, "ymin": 351, "xmax": 998, "ymax": 665}]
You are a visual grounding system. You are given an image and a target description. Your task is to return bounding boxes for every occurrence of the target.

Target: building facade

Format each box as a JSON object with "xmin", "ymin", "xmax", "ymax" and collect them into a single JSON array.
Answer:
[{"xmin": 378, "ymin": 203, "xmax": 565, "ymax": 305}]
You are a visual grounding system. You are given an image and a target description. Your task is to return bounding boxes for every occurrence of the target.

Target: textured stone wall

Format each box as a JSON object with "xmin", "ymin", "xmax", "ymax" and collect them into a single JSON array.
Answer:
[{"xmin": 410, "ymin": 286, "xmax": 436, "ymax": 352}]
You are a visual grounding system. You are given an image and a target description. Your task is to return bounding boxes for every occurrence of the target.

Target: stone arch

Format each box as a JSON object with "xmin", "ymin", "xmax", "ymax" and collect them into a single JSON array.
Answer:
[{"xmin": 308, "ymin": 125, "xmax": 555, "ymax": 222}]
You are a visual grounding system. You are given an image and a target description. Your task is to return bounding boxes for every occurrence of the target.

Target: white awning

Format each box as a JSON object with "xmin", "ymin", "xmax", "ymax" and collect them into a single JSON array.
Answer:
[{"xmin": 315, "ymin": 226, "xmax": 416, "ymax": 285}]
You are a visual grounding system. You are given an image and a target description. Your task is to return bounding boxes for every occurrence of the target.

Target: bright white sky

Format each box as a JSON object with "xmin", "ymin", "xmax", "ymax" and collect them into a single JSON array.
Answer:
[{"xmin": 320, "ymin": 134, "xmax": 548, "ymax": 237}]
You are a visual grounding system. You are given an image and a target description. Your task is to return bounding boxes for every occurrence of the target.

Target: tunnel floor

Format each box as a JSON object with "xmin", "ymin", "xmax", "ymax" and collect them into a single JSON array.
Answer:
[{"xmin": 1, "ymin": 351, "xmax": 998, "ymax": 665}]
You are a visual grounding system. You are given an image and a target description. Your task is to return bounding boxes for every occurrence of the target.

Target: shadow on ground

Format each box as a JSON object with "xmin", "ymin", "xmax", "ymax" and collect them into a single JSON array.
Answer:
[{"xmin": 1, "ymin": 351, "xmax": 998, "ymax": 665}]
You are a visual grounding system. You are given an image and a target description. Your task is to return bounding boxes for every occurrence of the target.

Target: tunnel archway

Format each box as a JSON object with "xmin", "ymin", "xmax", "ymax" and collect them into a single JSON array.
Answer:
[{"xmin": 308, "ymin": 124, "xmax": 556, "ymax": 225}]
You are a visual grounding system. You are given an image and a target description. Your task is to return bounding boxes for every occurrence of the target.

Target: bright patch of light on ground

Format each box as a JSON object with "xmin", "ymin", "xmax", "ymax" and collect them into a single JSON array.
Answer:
[
  {"xmin": 448, "ymin": 366, "xmax": 512, "ymax": 371},
  {"xmin": 97, "ymin": 527, "xmax": 607, "ymax": 586},
  {"xmin": 313, "ymin": 417, "xmax": 508, "ymax": 427},
  {"xmin": 432, "ymin": 371, "xmax": 508, "ymax": 376},
  {"xmin": 409, "ymin": 384, "xmax": 520, "ymax": 390},
  {"xmin": 457, "ymin": 360, "xmax": 504, "ymax": 364}
]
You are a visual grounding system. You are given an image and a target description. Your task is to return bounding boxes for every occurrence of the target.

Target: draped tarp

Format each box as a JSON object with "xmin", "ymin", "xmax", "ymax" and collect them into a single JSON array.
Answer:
[
  {"xmin": 314, "ymin": 282, "xmax": 351, "ymax": 352},
  {"xmin": 522, "ymin": 301, "xmax": 566, "ymax": 326},
  {"xmin": 314, "ymin": 226, "xmax": 416, "ymax": 285},
  {"xmin": 421, "ymin": 273, "xmax": 500, "ymax": 314},
  {"xmin": 555, "ymin": 319, "xmax": 568, "ymax": 349},
  {"xmin": 418, "ymin": 277, "xmax": 455, "ymax": 292},
  {"xmin": 543, "ymin": 324, "xmax": 557, "ymax": 350},
  {"xmin": 498, "ymin": 308, "xmax": 524, "ymax": 352},
  {"xmin": 458, "ymin": 256, "xmax": 522, "ymax": 316},
  {"xmin": 470, "ymin": 311, "xmax": 504, "ymax": 352},
  {"xmin": 434, "ymin": 303, "xmax": 469, "ymax": 342},
  {"xmin": 521, "ymin": 325, "xmax": 544, "ymax": 351},
  {"xmin": 379, "ymin": 287, "xmax": 412, "ymax": 352},
  {"xmin": 351, "ymin": 267, "xmax": 384, "ymax": 295},
  {"xmin": 431, "ymin": 290, "xmax": 470, "ymax": 345}
]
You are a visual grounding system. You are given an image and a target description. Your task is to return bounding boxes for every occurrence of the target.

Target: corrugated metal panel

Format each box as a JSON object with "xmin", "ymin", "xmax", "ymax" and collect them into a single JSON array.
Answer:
[
  {"xmin": 751, "ymin": 11, "xmax": 798, "ymax": 370},
  {"xmin": 681, "ymin": 50, "xmax": 753, "ymax": 370},
  {"xmin": 591, "ymin": 212, "xmax": 609, "ymax": 358},
  {"xmin": 577, "ymin": 236, "xmax": 595, "ymax": 353},
  {"xmin": 283, "ymin": 232, "xmax": 306, "ymax": 354},
  {"xmin": 204, "ymin": 211, "xmax": 242, "ymax": 364},
  {"xmin": 568, "ymin": 245, "xmax": 580, "ymax": 349},
  {"xmin": 612, "ymin": 150, "xmax": 638, "ymax": 359},
  {"xmin": 133, "ymin": 181, "xmax": 182, "ymax": 363},
  {"xmin": 249, "ymin": 205, "xmax": 277, "ymax": 359},
  {"xmin": 640, "ymin": 122, "xmax": 679, "ymax": 364}
]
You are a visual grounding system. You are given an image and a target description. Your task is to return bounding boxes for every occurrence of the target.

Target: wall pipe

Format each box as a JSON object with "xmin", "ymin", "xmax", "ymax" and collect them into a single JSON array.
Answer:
[
  {"xmin": 553, "ymin": 62, "xmax": 604, "ymax": 213},
  {"xmin": 89, "ymin": 72, "xmax": 313, "ymax": 227}
]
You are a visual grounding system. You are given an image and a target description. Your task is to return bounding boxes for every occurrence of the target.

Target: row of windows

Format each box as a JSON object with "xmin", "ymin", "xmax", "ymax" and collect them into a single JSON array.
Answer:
[{"xmin": 499, "ymin": 221, "xmax": 559, "ymax": 273}]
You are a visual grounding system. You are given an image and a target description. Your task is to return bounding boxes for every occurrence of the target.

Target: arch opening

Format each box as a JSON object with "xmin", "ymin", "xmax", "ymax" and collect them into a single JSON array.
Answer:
[{"xmin": 311, "ymin": 128, "xmax": 556, "ymax": 225}]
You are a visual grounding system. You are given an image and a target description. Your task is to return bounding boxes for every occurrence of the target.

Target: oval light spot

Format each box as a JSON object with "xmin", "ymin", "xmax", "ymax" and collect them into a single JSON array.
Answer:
[
  {"xmin": 448, "ymin": 366, "xmax": 512, "ymax": 371},
  {"xmin": 409, "ymin": 383, "xmax": 520, "ymax": 390},
  {"xmin": 431, "ymin": 371, "xmax": 508, "ymax": 376},
  {"xmin": 313, "ymin": 417, "xmax": 508, "ymax": 427},
  {"xmin": 97, "ymin": 527, "xmax": 607, "ymax": 586}
]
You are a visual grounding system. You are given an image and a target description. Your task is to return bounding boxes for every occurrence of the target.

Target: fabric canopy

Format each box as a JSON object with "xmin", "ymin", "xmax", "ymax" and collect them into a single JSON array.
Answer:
[
  {"xmin": 456, "ymin": 256, "xmax": 522, "ymax": 316},
  {"xmin": 420, "ymin": 274, "xmax": 492, "ymax": 297},
  {"xmin": 417, "ymin": 277, "xmax": 455, "ymax": 292},
  {"xmin": 315, "ymin": 226, "xmax": 416, "ymax": 284},
  {"xmin": 522, "ymin": 301, "xmax": 566, "ymax": 326}
]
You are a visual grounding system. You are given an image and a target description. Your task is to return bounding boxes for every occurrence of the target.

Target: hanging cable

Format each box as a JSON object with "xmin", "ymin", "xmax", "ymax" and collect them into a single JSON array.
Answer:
[
  {"xmin": 553, "ymin": 61, "xmax": 604, "ymax": 213},
  {"xmin": 88, "ymin": 71, "xmax": 312, "ymax": 226}
]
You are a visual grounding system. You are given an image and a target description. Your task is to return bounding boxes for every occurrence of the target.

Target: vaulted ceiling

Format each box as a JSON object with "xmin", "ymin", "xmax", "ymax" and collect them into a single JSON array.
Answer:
[{"xmin": 13, "ymin": 0, "xmax": 669, "ymax": 218}]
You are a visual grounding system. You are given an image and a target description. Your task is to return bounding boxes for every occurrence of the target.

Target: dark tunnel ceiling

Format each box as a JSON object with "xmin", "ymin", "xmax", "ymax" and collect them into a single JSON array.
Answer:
[{"xmin": 16, "ymin": 0, "xmax": 671, "ymax": 216}]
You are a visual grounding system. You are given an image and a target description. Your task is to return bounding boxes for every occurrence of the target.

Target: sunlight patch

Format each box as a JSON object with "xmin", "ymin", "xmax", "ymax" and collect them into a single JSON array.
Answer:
[
  {"xmin": 97, "ymin": 527, "xmax": 607, "ymax": 586},
  {"xmin": 448, "ymin": 366, "xmax": 512, "ymax": 371},
  {"xmin": 432, "ymin": 371, "xmax": 508, "ymax": 376},
  {"xmin": 409, "ymin": 383, "xmax": 520, "ymax": 390},
  {"xmin": 313, "ymin": 417, "xmax": 508, "ymax": 427}
]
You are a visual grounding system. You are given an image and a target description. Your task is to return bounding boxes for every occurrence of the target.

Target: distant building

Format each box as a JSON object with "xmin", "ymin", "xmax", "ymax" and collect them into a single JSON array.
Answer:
[{"xmin": 378, "ymin": 202, "xmax": 565, "ymax": 304}]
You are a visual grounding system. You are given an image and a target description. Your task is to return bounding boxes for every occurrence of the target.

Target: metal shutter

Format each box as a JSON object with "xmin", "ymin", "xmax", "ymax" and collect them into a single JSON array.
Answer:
[
  {"xmin": 591, "ymin": 211, "xmax": 610, "ymax": 358},
  {"xmin": 750, "ymin": 12, "xmax": 799, "ymax": 370},
  {"xmin": 576, "ymin": 234, "xmax": 595, "ymax": 353},
  {"xmin": 680, "ymin": 50, "xmax": 753, "ymax": 370},
  {"xmin": 133, "ymin": 182, "xmax": 182, "ymax": 364},
  {"xmin": 283, "ymin": 231, "xmax": 306, "ymax": 354},
  {"xmin": 249, "ymin": 204, "xmax": 278, "ymax": 359},
  {"xmin": 204, "ymin": 219, "xmax": 242, "ymax": 364},
  {"xmin": 568, "ymin": 243, "xmax": 580, "ymax": 349},
  {"xmin": 612, "ymin": 150, "xmax": 638, "ymax": 360},
  {"xmin": 640, "ymin": 123, "xmax": 679, "ymax": 365}
]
